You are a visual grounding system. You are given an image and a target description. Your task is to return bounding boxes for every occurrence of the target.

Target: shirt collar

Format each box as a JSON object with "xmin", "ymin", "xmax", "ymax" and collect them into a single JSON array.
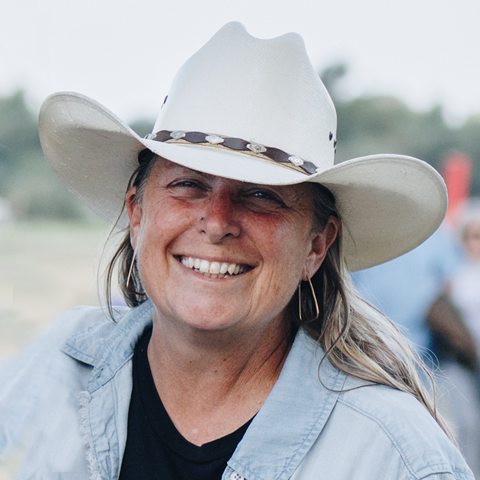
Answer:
[
  {"xmin": 62, "ymin": 301, "xmax": 346, "ymax": 477},
  {"xmin": 229, "ymin": 328, "xmax": 347, "ymax": 480},
  {"xmin": 61, "ymin": 301, "xmax": 154, "ymax": 391}
]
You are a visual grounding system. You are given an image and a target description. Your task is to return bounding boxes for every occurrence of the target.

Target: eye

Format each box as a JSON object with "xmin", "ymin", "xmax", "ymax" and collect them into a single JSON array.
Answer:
[
  {"xmin": 168, "ymin": 179, "xmax": 205, "ymax": 190},
  {"xmin": 251, "ymin": 190, "xmax": 277, "ymax": 200},
  {"xmin": 166, "ymin": 177, "xmax": 209, "ymax": 199},
  {"xmin": 243, "ymin": 189, "xmax": 286, "ymax": 208}
]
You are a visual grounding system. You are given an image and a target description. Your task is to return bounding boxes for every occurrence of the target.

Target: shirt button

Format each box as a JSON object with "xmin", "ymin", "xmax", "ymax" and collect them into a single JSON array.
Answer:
[{"xmin": 230, "ymin": 473, "xmax": 245, "ymax": 480}]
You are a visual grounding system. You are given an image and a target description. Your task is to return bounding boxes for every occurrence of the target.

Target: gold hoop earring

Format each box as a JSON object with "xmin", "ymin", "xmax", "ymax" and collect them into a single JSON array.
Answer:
[
  {"xmin": 298, "ymin": 281, "xmax": 302, "ymax": 320},
  {"xmin": 126, "ymin": 249, "xmax": 146, "ymax": 296},
  {"xmin": 298, "ymin": 276, "xmax": 319, "ymax": 322}
]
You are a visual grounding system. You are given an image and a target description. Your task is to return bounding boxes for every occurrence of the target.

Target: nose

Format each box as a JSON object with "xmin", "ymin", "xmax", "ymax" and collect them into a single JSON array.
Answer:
[{"xmin": 199, "ymin": 191, "xmax": 241, "ymax": 243}]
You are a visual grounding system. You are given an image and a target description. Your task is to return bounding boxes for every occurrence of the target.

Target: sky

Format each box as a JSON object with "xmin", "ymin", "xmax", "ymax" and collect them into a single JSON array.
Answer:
[{"xmin": 1, "ymin": 0, "xmax": 480, "ymax": 126}]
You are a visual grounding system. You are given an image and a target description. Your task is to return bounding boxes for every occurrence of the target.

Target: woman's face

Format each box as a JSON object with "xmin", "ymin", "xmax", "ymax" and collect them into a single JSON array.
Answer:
[{"xmin": 127, "ymin": 158, "xmax": 337, "ymax": 335}]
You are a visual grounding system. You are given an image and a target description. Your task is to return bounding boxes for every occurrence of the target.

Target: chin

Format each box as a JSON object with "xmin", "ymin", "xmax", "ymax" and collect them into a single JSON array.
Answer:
[{"xmin": 180, "ymin": 312, "xmax": 244, "ymax": 334}]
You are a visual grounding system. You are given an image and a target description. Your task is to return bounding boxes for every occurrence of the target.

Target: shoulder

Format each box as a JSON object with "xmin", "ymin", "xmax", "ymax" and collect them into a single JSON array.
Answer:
[
  {"xmin": 0, "ymin": 304, "xmax": 133, "ymax": 463},
  {"xmin": 322, "ymin": 380, "xmax": 473, "ymax": 479},
  {"xmin": 50, "ymin": 304, "xmax": 130, "ymax": 338},
  {"xmin": 36, "ymin": 305, "xmax": 130, "ymax": 351},
  {"xmin": 0, "ymin": 305, "xmax": 131, "ymax": 390},
  {"xmin": 51, "ymin": 305, "xmax": 129, "ymax": 361}
]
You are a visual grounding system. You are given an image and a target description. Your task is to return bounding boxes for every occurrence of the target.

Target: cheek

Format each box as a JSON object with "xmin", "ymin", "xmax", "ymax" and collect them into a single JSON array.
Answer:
[
  {"xmin": 138, "ymin": 199, "xmax": 194, "ymax": 247},
  {"xmin": 134, "ymin": 214, "xmax": 183, "ymax": 288},
  {"xmin": 256, "ymin": 219, "xmax": 312, "ymax": 288},
  {"xmin": 264, "ymin": 218, "xmax": 311, "ymax": 261}
]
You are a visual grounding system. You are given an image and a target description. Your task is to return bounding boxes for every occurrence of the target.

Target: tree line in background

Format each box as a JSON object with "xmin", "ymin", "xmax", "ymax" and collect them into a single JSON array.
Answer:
[{"xmin": 1, "ymin": 64, "xmax": 480, "ymax": 221}]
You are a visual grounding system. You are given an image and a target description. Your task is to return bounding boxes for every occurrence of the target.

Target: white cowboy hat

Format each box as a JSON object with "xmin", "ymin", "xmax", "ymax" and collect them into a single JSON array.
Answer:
[{"xmin": 38, "ymin": 22, "xmax": 447, "ymax": 272}]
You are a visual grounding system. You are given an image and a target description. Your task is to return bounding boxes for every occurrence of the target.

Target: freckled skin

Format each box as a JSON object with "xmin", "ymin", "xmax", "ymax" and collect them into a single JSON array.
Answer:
[{"xmin": 127, "ymin": 158, "xmax": 335, "ymax": 340}]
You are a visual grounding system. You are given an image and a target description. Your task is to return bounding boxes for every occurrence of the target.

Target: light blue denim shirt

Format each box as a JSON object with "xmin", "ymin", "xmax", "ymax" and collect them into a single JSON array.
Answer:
[{"xmin": 0, "ymin": 301, "xmax": 474, "ymax": 479}]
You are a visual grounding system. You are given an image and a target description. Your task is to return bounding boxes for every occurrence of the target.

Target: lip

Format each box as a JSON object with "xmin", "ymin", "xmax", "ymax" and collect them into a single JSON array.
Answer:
[{"xmin": 174, "ymin": 255, "xmax": 255, "ymax": 279}]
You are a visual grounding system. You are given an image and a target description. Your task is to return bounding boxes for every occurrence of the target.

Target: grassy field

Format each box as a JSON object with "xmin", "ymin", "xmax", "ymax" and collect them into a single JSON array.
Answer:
[{"xmin": 0, "ymin": 221, "xmax": 116, "ymax": 357}]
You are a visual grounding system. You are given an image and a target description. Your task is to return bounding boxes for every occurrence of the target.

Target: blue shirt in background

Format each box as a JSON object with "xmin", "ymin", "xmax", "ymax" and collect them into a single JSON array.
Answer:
[{"xmin": 352, "ymin": 227, "xmax": 462, "ymax": 351}]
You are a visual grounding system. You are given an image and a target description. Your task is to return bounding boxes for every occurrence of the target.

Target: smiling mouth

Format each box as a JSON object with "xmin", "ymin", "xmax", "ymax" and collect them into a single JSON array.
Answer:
[{"xmin": 176, "ymin": 256, "xmax": 253, "ymax": 278}]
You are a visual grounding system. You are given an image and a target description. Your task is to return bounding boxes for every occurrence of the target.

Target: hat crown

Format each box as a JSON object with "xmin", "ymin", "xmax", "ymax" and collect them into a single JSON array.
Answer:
[{"xmin": 153, "ymin": 22, "xmax": 337, "ymax": 171}]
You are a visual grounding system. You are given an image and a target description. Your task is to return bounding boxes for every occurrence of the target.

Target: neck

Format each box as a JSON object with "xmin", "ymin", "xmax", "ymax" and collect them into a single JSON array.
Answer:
[{"xmin": 147, "ymin": 310, "xmax": 294, "ymax": 445}]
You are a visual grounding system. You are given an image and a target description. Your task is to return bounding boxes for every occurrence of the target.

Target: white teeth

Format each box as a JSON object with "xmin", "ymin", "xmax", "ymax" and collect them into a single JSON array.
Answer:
[
  {"xmin": 180, "ymin": 256, "xmax": 249, "ymax": 277},
  {"xmin": 220, "ymin": 263, "xmax": 228, "ymax": 274},
  {"xmin": 209, "ymin": 262, "xmax": 220, "ymax": 274}
]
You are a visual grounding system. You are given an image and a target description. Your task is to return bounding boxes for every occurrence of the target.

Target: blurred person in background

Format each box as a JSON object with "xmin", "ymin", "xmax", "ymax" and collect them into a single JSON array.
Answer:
[
  {"xmin": 352, "ymin": 226, "xmax": 462, "ymax": 357},
  {"xmin": 435, "ymin": 204, "xmax": 480, "ymax": 478},
  {"xmin": 448, "ymin": 205, "xmax": 480, "ymax": 361},
  {"xmin": 0, "ymin": 23, "xmax": 474, "ymax": 480}
]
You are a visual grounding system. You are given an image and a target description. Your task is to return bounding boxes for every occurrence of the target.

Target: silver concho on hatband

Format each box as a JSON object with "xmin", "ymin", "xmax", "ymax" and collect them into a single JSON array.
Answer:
[{"xmin": 145, "ymin": 130, "xmax": 323, "ymax": 175}]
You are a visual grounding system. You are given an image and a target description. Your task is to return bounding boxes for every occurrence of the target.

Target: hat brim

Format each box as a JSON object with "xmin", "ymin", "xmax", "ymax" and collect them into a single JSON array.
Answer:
[{"xmin": 39, "ymin": 92, "xmax": 447, "ymax": 271}]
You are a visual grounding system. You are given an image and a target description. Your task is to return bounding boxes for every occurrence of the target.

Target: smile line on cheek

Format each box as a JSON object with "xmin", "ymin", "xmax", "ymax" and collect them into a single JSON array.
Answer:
[{"xmin": 175, "ymin": 255, "xmax": 253, "ymax": 278}]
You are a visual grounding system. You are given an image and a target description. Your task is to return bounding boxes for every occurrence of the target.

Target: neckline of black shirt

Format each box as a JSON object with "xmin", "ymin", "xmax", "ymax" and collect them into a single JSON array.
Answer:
[{"xmin": 135, "ymin": 326, "xmax": 254, "ymax": 464}]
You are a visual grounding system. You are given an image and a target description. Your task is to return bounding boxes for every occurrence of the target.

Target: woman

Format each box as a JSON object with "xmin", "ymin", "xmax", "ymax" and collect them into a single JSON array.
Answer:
[{"xmin": 0, "ymin": 22, "xmax": 473, "ymax": 479}]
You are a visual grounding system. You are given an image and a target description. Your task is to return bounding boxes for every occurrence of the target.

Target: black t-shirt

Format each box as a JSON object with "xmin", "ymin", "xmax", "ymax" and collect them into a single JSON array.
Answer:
[{"xmin": 119, "ymin": 328, "xmax": 252, "ymax": 480}]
